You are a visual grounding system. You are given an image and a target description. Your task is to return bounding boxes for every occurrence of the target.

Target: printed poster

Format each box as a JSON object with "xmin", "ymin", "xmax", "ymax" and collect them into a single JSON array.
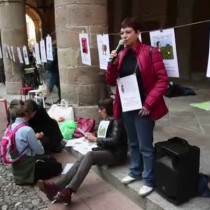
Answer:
[
  {"xmin": 150, "ymin": 28, "xmax": 179, "ymax": 77},
  {"xmin": 17, "ymin": 47, "xmax": 24, "ymax": 64},
  {"xmin": 206, "ymin": 34, "xmax": 210, "ymax": 78},
  {"xmin": 46, "ymin": 35, "xmax": 53, "ymax": 61},
  {"xmin": 40, "ymin": 39, "xmax": 47, "ymax": 63},
  {"xmin": 97, "ymin": 120, "xmax": 110, "ymax": 138},
  {"xmin": 11, "ymin": 46, "xmax": 15, "ymax": 62},
  {"xmin": 34, "ymin": 43, "xmax": 41, "ymax": 65},
  {"xmin": 97, "ymin": 34, "xmax": 110, "ymax": 70},
  {"xmin": 4, "ymin": 45, "xmax": 9, "ymax": 59},
  {"xmin": 79, "ymin": 33, "xmax": 91, "ymax": 65},
  {"xmin": 22, "ymin": 46, "xmax": 29, "ymax": 65},
  {"xmin": 7, "ymin": 46, "xmax": 12, "ymax": 60},
  {"xmin": 0, "ymin": 46, "xmax": 2, "ymax": 59}
]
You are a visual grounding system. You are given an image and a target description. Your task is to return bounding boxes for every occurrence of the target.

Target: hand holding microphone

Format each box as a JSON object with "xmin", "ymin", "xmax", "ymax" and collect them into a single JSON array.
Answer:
[{"xmin": 109, "ymin": 40, "xmax": 124, "ymax": 64}]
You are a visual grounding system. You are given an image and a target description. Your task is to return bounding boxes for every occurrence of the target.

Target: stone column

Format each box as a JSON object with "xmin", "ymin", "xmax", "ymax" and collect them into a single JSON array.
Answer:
[
  {"xmin": 0, "ymin": 0, "xmax": 27, "ymax": 94},
  {"xmin": 55, "ymin": 0, "xmax": 108, "ymax": 120},
  {"xmin": 175, "ymin": 0, "xmax": 194, "ymax": 80}
]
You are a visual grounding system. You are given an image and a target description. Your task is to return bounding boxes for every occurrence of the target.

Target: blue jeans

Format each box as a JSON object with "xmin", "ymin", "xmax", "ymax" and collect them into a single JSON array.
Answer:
[{"xmin": 122, "ymin": 110, "xmax": 155, "ymax": 187}]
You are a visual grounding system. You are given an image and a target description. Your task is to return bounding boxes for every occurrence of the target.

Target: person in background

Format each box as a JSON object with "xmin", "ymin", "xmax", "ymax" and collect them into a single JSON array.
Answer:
[
  {"xmin": 38, "ymin": 97, "xmax": 128, "ymax": 205},
  {"xmin": 45, "ymin": 40, "xmax": 61, "ymax": 104},
  {"xmin": 106, "ymin": 17, "xmax": 168, "ymax": 196},
  {"xmin": 10, "ymin": 102, "xmax": 62, "ymax": 185}
]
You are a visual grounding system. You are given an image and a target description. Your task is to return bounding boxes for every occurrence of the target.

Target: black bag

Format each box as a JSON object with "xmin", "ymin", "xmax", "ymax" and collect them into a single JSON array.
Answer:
[
  {"xmin": 154, "ymin": 137, "xmax": 200, "ymax": 205},
  {"xmin": 34, "ymin": 156, "xmax": 62, "ymax": 182}
]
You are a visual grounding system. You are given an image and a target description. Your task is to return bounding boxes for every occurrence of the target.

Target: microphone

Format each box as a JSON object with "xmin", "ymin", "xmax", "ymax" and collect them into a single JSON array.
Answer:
[{"xmin": 109, "ymin": 40, "xmax": 124, "ymax": 64}]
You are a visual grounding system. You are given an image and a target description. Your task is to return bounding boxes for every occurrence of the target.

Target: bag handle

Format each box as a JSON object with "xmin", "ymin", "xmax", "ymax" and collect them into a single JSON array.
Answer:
[
  {"xmin": 60, "ymin": 99, "xmax": 70, "ymax": 107},
  {"xmin": 167, "ymin": 136, "xmax": 189, "ymax": 147}
]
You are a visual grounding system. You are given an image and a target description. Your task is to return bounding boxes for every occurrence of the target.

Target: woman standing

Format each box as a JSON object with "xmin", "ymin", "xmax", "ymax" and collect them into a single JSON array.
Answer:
[{"xmin": 106, "ymin": 17, "xmax": 168, "ymax": 196}]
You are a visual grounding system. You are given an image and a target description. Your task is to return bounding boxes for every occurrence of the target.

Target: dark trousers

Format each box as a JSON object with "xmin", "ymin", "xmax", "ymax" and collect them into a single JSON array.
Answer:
[
  {"xmin": 34, "ymin": 159, "xmax": 62, "ymax": 182},
  {"xmin": 56, "ymin": 150, "xmax": 117, "ymax": 192},
  {"xmin": 123, "ymin": 111, "xmax": 155, "ymax": 187}
]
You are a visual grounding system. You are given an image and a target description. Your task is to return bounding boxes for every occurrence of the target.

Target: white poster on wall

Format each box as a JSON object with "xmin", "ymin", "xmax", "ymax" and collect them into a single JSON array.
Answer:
[
  {"xmin": 23, "ymin": 45, "xmax": 29, "ymax": 65},
  {"xmin": 206, "ymin": 34, "xmax": 210, "ymax": 77},
  {"xmin": 97, "ymin": 34, "xmax": 110, "ymax": 70},
  {"xmin": 7, "ymin": 46, "xmax": 12, "ymax": 60},
  {"xmin": 40, "ymin": 39, "xmax": 47, "ymax": 63},
  {"xmin": 4, "ymin": 45, "xmax": 9, "ymax": 59},
  {"xmin": 149, "ymin": 28, "xmax": 179, "ymax": 77},
  {"xmin": 79, "ymin": 33, "xmax": 91, "ymax": 65},
  {"xmin": 17, "ymin": 47, "xmax": 24, "ymax": 64},
  {"xmin": 11, "ymin": 46, "xmax": 15, "ymax": 62},
  {"xmin": 35, "ymin": 43, "xmax": 41, "ymax": 65},
  {"xmin": 0, "ymin": 46, "xmax": 2, "ymax": 59},
  {"xmin": 46, "ymin": 35, "xmax": 53, "ymax": 61}
]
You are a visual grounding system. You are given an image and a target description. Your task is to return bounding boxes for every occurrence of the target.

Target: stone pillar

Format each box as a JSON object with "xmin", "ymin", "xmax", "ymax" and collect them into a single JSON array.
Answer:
[
  {"xmin": 55, "ymin": 0, "xmax": 108, "ymax": 120},
  {"xmin": 0, "ymin": 0, "xmax": 27, "ymax": 94},
  {"xmin": 175, "ymin": 0, "xmax": 194, "ymax": 80}
]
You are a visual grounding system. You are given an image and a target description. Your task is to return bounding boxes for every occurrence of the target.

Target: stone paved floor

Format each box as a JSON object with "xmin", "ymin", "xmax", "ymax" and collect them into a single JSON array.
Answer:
[{"xmin": 0, "ymin": 164, "xmax": 48, "ymax": 210}]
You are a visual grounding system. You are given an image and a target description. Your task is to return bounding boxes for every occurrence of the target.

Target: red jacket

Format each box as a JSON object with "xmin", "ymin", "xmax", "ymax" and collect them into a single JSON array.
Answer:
[{"xmin": 106, "ymin": 41, "xmax": 168, "ymax": 121}]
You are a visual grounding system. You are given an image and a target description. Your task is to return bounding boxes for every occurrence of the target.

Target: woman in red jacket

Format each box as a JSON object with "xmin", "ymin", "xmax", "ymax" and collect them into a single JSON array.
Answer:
[{"xmin": 106, "ymin": 17, "xmax": 168, "ymax": 196}]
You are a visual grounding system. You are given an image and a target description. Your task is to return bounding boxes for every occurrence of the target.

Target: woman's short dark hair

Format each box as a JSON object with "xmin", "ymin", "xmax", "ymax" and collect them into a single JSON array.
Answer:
[
  {"xmin": 121, "ymin": 17, "xmax": 141, "ymax": 32},
  {"xmin": 98, "ymin": 98, "xmax": 114, "ymax": 116}
]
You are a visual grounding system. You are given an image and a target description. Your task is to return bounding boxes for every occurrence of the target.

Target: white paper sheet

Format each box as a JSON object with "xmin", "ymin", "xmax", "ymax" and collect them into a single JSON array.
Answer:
[
  {"xmin": 65, "ymin": 137, "xmax": 86, "ymax": 147},
  {"xmin": 0, "ymin": 46, "xmax": 2, "ymax": 59},
  {"xmin": 97, "ymin": 34, "xmax": 110, "ymax": 70},
  {"xmin": 17, "ymin": 47, "xmax": 24, "ymax": 64},
  {"xmin": 65, "ymin": 137, "xmax": 97, "ymax": 155},
  {"xmin": 40, "ymin": 39, "xmax": 47, "ymax": 63},
  {"xmin": 206, "ymin": 34, "xmax": 210, "ymax": 78},
  {"xmin": 117, "ymin": 74, "xmax": 142, "ymax": 112},
  {"xmin": 97, "ymin": 120, "xmax": 110, "ymax": 138},
  {"xmin": 150, "ymin": 28, "xmax": 179, "ymax": 78},
  {"xmin": 11, "ymin": 46, "xmax": 15, "ymax": 62},
  {"xmin": 35, "ymin": 43, "xmax": 41, "ymax": 65},
  {"xmin": 23, "ymin": 46, "xmax": 29, "ymax": 65},
  {"xmin": 46, "ymin": 35, "xmax": 53, "ymax": 61},
  {"xmin": 61, "ymin": 163, "xmax": 73, "ymax": 174},
  {"xmin": 79, "ymin": 33, "xmax": 91, "ymax": 65},
  {"xmin": 7, "ymin": 46, "xmax": 12, "ymax": 59}
]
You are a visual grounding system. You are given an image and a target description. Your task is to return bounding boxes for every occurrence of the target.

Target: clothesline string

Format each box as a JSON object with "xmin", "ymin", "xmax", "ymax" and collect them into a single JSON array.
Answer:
[{"xmin": 49, "ymin": 19, "xmax": 210, "ymax": 37}]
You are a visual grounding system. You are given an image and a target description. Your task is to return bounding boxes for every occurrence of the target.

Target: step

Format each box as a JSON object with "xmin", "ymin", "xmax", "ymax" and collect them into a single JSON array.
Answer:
[{"xmin": 64, "ymin": 124, "xmax": 210, "ymax": 210}]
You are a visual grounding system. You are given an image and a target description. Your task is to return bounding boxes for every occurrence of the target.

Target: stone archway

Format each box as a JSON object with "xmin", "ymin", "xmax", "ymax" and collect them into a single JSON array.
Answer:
[{"xmin": 25, "ymin": 6, "xmax": 42, "ymax": 44}]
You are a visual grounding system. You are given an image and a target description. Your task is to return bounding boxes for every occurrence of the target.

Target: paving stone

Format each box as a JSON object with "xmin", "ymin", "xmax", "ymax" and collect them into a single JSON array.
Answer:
[{"xmin": 2, "ymin": 205, "xmax": 8, "ymax": 210}]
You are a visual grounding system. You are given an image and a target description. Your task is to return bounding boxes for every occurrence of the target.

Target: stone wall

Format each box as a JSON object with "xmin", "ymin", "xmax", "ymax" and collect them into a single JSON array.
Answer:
[
  {"xmin": 54, "ymin": 0, "xmax": 108, "ymax": 120},
  {"xmin": 0, "ymin": 0, "xmax": 27, "ymax": 94}
]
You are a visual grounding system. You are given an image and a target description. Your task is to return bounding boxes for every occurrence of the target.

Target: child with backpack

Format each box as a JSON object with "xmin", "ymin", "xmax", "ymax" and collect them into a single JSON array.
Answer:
[{"xmin": 2, "ymin": 101, "xmax": 62, "ymax": 185}]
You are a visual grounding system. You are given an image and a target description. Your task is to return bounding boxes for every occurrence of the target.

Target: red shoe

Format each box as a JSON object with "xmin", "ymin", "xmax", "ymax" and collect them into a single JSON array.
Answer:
[
  {"xmin": 37, "ymin": 180, "xmax": 58, "ymax": 200},
  {"xmin": 54, "ymin": 187, "xmax": 73, "ymax": 204}
]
